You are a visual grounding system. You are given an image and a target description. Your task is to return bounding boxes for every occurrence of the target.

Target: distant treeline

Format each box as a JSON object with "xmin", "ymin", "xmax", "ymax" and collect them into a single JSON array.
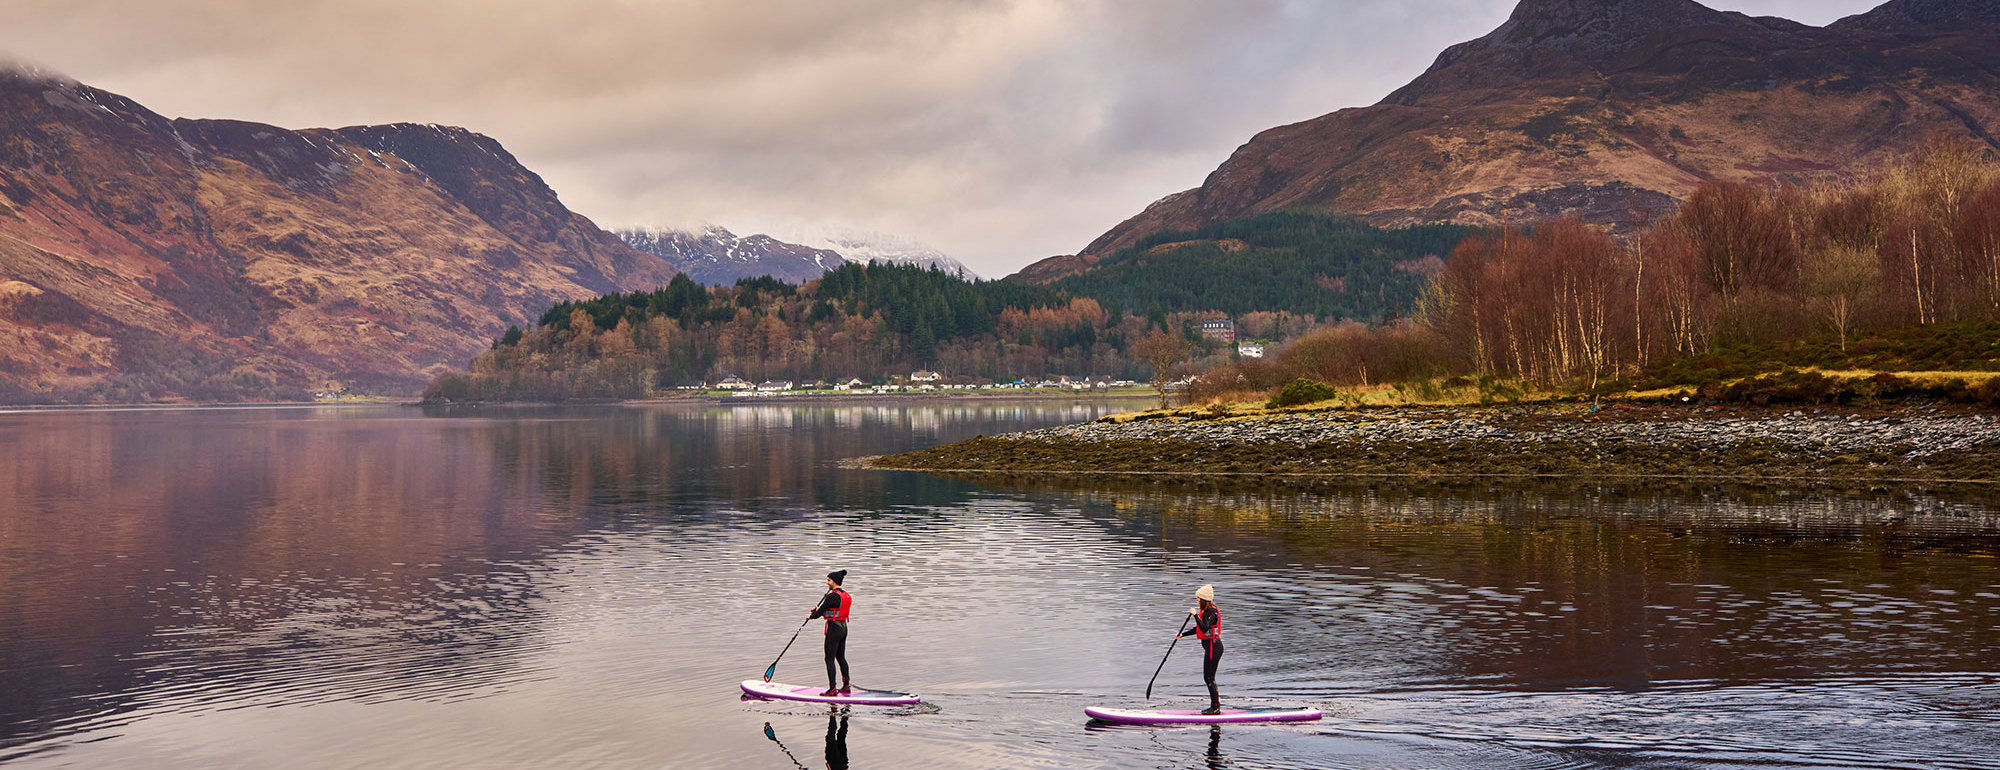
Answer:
[
  {"xmin": 426, "ymin": 215, "xmax": 1464, "ymax": 402},
  {"xmin": 431, "ymin": 262, "xmax": 1219, "ymax": 401},
  {"xmin": 1194, "ymin": 140, "xmax": 2000, "ymax": 401},
  {"xmin": 1049, "ymin": 213, "xmax": 1472, "ymax": 320}
]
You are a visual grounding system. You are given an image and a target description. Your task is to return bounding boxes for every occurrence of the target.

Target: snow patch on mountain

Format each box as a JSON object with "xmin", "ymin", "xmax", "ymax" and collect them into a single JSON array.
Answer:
[
  {"xmin": 618, "ymin": 225, "xmax": 845, "ymax": 286},
  {"xmin": 777, "ymin": 226, "xmax": 978, "ymax": 279}
]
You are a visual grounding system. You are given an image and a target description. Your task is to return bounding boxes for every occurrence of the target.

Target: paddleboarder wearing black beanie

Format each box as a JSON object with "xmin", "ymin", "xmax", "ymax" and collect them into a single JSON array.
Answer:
[{"xmin": 809, "ymin": 570, "xmax": 852, "ymax": 696}]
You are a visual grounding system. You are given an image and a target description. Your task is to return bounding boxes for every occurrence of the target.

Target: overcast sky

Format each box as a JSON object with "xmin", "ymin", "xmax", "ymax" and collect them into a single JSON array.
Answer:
[{"xmin": 1, "ymin": 0, "xmax": 1883, "ymax": 276}]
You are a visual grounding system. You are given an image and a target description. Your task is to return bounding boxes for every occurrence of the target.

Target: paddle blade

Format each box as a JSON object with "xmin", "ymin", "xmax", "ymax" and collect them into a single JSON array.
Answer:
[
  {"xmin": 763, "ymin": 664, "xmax": 776, "ymax": 682},
  {"xmin": 762, "ymin": 723, "xmax": 776, "ymax": 741}
]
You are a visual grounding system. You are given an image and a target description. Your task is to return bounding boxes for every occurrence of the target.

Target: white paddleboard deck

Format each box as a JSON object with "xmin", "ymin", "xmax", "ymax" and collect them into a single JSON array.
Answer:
[
  {"xmin": 740, "ymin": 680, "xmax": 922, "ymax": 706},
  {"xmin": 1084, "ymin": 705, "xmax": 1322, "ymax": 725}
]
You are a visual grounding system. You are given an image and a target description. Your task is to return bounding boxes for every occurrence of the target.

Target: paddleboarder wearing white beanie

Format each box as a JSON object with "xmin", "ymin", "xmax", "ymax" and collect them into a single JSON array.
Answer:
[
  {"xmin": 808, "ymin": 570, "xmax": 853, "ymax": 696},
  {"xmin": 1175, "ymin": 584, "xmax": 1224, "ymax": 715}
]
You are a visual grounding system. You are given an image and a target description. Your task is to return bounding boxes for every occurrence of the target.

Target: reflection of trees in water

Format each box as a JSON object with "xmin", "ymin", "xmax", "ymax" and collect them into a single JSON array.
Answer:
[
  {"xmin": 0, "ymin": 401, "xmax": 1130, "ymax": 752},
  {"xmin": 431, "ymin": 402, "xmax": 1131, "ymax": 520},
  {"xmin": 0, "ymin": 409, "xmax": 562, "ymax": 753},
  {"xmin": 1018, "ymin": 476, "xmax": 2000, "ymax": 545},
  {"xmin": 1026, "ymin": 478, "xmax": 2000, "ymax": 687}
]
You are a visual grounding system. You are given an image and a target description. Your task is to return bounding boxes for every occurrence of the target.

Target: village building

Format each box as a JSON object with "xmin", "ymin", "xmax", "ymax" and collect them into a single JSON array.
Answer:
[
  {"xmin": 1237, "ymin": 342, "xmax": 1266, "ymax": 358},
  {"xmin": 756, "ymin": 380, "xmax": 793, "ymax": 392},
  {"xmin": 715, "ymin": 376, "xmax": 752, "ymax": 391},
  {"xmin": 1197, "ymin": 320, "xmax": 1237, "ymax": 343},
  {"xmin": 910, "ymin": 370, "xmax": 942, "ymax": 383}
]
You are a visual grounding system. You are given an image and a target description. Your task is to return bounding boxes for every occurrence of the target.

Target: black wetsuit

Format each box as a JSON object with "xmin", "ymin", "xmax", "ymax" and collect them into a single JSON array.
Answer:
[
  {"xmin": 1192, "ymin": 605, "xmax": 1223, "ymax": 684},
  {"xmin": 809, "ymin": 590, "xmax": 850, "ymax": 690},
  {"xmin": 1190, "ymin": 605, "xmax": 1222, "ymax": 710}
]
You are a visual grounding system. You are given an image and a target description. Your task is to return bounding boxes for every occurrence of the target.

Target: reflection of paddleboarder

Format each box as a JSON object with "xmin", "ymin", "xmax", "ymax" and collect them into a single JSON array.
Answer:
[
  {"xmin": 761, "ymin": 722, "xmax": 806, "ymax": 770},
  {"xmin": 762, "ymin": 713, "xmax": 851, "ymax": 770},
  {"xmin": 808, "ymin": 570, "xmax": 852, "ymax": 696},
  {"xmin": 1174, "ymin": 584, "xmax": 1224, "ymax": 715},
  {"xmin": 824, "ymin": 710, "xmax": 850, "ymax": 770}
]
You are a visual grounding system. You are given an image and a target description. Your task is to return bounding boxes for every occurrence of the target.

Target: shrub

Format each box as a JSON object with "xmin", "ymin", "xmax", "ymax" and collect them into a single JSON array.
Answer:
[
  {"xmin": 1268, "ymin": 377, "xmax": 1340, "ymax": 408},
  {"xmin": 423, "ymin": 374, "xmax": 475, "ymax": 403},
  {"xmin": 1396, "ymin": 378, "xmax": 1446, "ymax": 401}
]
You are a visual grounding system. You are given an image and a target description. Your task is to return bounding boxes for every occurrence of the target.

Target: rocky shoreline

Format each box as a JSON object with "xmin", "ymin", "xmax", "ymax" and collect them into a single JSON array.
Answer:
[{"xmin": 868, "ymin": 403, "xmax": 2000, "ymax": 484}]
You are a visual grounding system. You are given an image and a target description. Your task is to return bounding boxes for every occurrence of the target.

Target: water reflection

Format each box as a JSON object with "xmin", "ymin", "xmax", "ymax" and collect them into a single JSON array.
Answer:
[
  {"xmin": 758, "ymin": 711, "xmax": 852, "ymax": 770},
  {"xmin": 826, "ymin": 711, "xmax": 850, "ymax": 770},
  {"xmin": 0, "ymin": 406, "xmax": 573, "ymax": 753},
  {"xmin": 1037, "ymin": 479, "xmax": 2000, "ymax": 688},
  {"xmin": 419, "ymin": 402, "xmax": 1124, "ymax": 517},
  {"xmin": 0, "ymin": 400, "xmax": 1139, "ymax": 761},
  {"xmin": 2, "ymin": 402, "xmax": 1997, "ymax": 769}
]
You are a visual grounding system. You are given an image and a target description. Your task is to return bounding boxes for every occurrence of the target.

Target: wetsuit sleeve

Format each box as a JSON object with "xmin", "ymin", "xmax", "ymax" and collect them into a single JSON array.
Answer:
[
  {"xmin": 808, "ymin": 592, "xmax": 838, "ymax": 619},
  {"xmin": 1193, "ymin": 607, "xmax": 1219, "ymax": 636}
]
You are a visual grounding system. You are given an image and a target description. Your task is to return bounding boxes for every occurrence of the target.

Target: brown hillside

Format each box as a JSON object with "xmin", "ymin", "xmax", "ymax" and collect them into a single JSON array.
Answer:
[
  {"xmin": 1072, "ymin": 0, "xmax": 2000, "ymax": 261},
  {"xmin": 0, "ymin": 71, "xmax": 676, "ymax": 401}
]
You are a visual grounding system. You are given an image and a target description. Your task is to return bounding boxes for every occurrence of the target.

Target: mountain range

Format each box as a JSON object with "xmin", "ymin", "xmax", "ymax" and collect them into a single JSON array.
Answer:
[
  {"xmin": 1025, "ymin": 0, "xmax": 2000, "ymax": 281},
  {"xmin": 5, "ymin": 0, "xmax": 1998, "ymax": 400},
  {"xmin": 616, "ymin": 225, "xmax": 973, "ymax": 286},
  {"xmin": 0, "ymin": 69, "xmax": 678, "ymax": 400},
  {"xmin": 618, "ymin": 226, "xmax": 844, "ymax": 286},
  {"xmin": 0, "ymin": 65, "xmax": 977, "ymax": 401},
  {"xmin": 781, "ymin": 227, "xmax": 976, "ymax": 279}
]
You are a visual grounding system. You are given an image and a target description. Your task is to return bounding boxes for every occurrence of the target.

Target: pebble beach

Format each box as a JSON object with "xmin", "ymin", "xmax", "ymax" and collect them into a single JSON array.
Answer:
[{"xmin": 870, "ymin": 403, "xmax": 2000, "ymax": 483}]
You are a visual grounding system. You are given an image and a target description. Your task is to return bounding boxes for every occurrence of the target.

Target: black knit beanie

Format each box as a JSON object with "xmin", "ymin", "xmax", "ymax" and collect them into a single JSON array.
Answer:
[{"xmin": 827, "ymin": 570, "xmax": 847, "ymax": 586}]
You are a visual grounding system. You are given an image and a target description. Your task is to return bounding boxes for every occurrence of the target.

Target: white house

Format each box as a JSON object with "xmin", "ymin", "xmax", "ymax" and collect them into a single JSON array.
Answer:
[
  {"xmin": 716, "ymin": 376, "xmax": 752, "ymax": 391},
  {"xmin": 1237, "ymin": 343, "xmax": 1266, "ymax": 359},
  {"xmin": 910, "ymin": 370, "xmax": 941, "ymax": 383},
  {"xmin": 756, "ymin": 380, "xmax": 794, "ymax": 392}
]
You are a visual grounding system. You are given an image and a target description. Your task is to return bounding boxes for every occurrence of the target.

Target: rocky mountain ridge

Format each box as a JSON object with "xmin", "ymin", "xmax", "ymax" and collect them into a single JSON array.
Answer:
[
  {"xmin": 1067, "ymin": 0, "xmax": 2000, "ymax": 266},
  {"xmin": 619, "ymin": 225, "xmax": 845, "ymax": 286},
  {"xmin": 780, "ymin": 227, "xmax": 977, "ymax": 278},
  {"xmin": 619, "ymin": 225, "xmax": 975, "ymax": 286},
  {"xmin": 0, "ymin": 70, "xmax": 677, "ymax": 401}
]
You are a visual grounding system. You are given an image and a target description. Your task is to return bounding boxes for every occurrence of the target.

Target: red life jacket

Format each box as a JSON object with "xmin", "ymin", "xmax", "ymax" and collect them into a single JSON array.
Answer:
[
  {"xmin": 1194, "ymin": 607, "xmax": 1220, "ymax": 641},
  {"xmin": 823, "ymin": 589, "xmax": 851, "ymax": 633}
]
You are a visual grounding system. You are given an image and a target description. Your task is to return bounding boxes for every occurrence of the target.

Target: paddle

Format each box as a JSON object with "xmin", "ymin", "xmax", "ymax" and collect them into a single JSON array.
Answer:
[
  {"xmin": 761, "ymin": 722, "xmax": 807, "ymax": 770},
  {"xmin": 1145, "ymin": 614, "xmax": 1195, "ymax": 701},
  {"xmin": 763, "ymin": 618, "xmax": 811, "ymax": 682}
]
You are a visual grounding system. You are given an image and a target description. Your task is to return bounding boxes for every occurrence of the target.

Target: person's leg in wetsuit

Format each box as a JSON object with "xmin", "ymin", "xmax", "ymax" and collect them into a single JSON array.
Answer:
[
  {"xmin": 824, "ymin": 620, "xmax": 850, "ymax": 693},
  {"xmin": 1202, "ymin": 636, "xmax": 1224, "ymax": 713}
]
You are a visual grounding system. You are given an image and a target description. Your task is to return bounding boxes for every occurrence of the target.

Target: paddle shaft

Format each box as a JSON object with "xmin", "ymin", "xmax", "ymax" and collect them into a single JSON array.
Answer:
[
  {"xmin": 1145, "ymin": 614, "xmax": 1195, "ymax": 700},
  {"xmin": 763, "ymin": 618, "xmax": 812, "ymax": 681}
]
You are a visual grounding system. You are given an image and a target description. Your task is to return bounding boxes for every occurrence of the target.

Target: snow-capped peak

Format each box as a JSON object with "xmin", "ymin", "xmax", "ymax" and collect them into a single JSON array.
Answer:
[
  {"xmin": 617, "ymin": 224, "xmax": 847, "ymax": 286},
  {"xmin": 773, "ymin": 225, "xmax": 978, "ymax": 279}
]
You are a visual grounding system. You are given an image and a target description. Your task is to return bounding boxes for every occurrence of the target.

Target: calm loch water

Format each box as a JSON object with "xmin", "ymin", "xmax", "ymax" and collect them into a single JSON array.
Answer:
[{"xmin": 2, "ymin": 402, "xmax": 1998, "ymax": 769}]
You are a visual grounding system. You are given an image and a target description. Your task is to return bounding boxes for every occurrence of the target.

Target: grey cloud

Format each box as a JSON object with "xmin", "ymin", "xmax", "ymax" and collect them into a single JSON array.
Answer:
[{"xmin": 0, "ymin": 0, "xmax": 1883, "ymax": 276}]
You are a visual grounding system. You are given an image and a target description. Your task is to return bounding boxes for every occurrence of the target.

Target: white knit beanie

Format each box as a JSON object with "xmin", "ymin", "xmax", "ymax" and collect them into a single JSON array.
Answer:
[{"xmin": 1195, "ymin": 584, "xmax": 1214, "ymax": 602}]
